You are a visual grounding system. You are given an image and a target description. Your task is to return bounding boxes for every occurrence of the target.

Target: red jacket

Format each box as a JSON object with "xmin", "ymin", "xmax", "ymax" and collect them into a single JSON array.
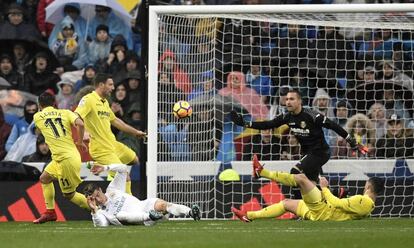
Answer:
[{"xmin": 37, "ymin": 0, "xmax": 55, "ymax": 36}]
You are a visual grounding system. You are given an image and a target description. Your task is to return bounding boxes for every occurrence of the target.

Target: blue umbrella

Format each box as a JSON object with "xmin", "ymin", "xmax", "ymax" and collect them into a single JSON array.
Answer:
[{"xmin": 45, "ymin": 0, "xmax": 132, "ymax": 27}]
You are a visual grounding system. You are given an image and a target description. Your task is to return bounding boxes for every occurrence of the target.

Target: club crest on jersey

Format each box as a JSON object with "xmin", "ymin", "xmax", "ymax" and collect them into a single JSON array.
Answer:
[{"xmin": 300, "ymin": 121, "xmax": 306, "ymax": 129}]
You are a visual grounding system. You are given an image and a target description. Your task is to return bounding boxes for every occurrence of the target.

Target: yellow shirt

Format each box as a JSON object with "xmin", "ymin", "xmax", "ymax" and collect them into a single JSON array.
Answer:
[
  {"xmin": 74, "ymin": 91, "xmax": 116, "ymax": 156},
  {"xmin": 320, "ymin": 188, "xmax": 375, "ymax": 221},
  {"xmin": 34, "ymin": 106, "xmax": 79, "ymax": 162}
]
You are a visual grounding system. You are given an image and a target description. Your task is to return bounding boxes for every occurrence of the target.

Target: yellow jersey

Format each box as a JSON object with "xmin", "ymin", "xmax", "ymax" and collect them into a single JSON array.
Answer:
[
  {"xmin": 74, "ymin": 91, "xmax": 116, "ymax": 156},
  {"xmin": 34, "ymin": 106, "xmax": 79, "ymax": 162},
  {"xmin": 309, "ymin": 188, "xmax": 375, "ymax": 221}
]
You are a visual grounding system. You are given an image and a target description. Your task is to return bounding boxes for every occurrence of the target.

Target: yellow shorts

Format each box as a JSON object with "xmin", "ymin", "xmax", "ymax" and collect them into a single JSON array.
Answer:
[
  {"xmin": 296, "ymin": 187, "xmax": 331, "ymax": 221},
  {"xmin": 91, "ymin": 141, "xmax": 136, "ymax": 179},
  {"xmin": 44, "ymin": 155, "xmax": 82, "ymax": 194}
]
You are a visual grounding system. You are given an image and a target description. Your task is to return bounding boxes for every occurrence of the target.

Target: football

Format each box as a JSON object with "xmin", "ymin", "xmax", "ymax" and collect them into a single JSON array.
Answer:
[{"xmin": 173, "ymin": 100, "xmax": 192, "ymax": 119}]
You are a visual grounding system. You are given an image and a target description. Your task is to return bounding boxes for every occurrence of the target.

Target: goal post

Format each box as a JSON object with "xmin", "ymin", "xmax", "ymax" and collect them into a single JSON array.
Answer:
[{"xmin": 148, "ymin": 4, "xmax": 414, "ymax": 218}]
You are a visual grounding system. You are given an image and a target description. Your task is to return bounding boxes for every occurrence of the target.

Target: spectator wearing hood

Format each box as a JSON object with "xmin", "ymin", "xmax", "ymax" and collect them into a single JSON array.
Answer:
[
  {"xmin": 22, "ymin": 134, "xmax": 52, "ymax": 163},
  {"xmin": 56, "ymin": 75, "xmax": 76, "ymax": 110},
  {"xmin": 219, "ymin": 71, "xmax": 269, "ymax": 120},
  {"xmin": 21, "ymin": 52, "xmax": 60, "ymax": 95},
  {"xmin": 12, "ymin": 42, "xmax": 30, "ymax": 75},
  {"xmin": 124, "ymin": 70, "xmax": 142, "ymax": 105},
  {"xmin": 74, "ymin": 64, "xmax": 96, "ymax": 93},
  {"xmin": 5, "ymin": 100, "xmax": 37, "ymax": 152},
  {"xmin": 0, "ymin": 3, "xmax": 41, "ymax": 40},
  {"xmin": 110, "ymin": 81, "xmax": 130, "ymax": 121},
  {"xmin": 375, "ymin": 114, "xmax": 414, "ymax": 159},
  {"xmin": 51, "ymin": 15, "xmax": 87, "ymax": 71},
  {"xmin": 0, "ymin": 106, "xmax": 12, "ymax": 160},
  {"xmin": 97, "ymin": 34, "xmax": 131, "ymax": 83},
  {"xmin": 87, "ymin": 24, "xmax": 112, "ymax": 65},
  {"xmin": 37, "ymin": 0, "xmax": 55, "ymax": 39},
  {"xmin": 312, "ymin": 88, "xmax": 335, "ymax": 147},
  {"xmin": 159, "ymin": 49, "xmax": 192, "ymax": 94},
  {"xmin": 87, "ymin": 5, "xmax": 133, "ymax": 49},
  {"xmin": 48, "ymin": 3, "xmax": 87, "ymax": 49},
  {"xmin": 0, "ymin": 54, "xmax": 22, "ymax": 89}
]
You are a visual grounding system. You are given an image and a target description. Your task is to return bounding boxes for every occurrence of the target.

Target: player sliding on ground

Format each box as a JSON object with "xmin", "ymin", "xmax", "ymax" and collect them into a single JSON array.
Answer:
[
  {"xmin": 232, "ymin": 158, "xmax": 384, "ymax": 222},
  {"xmin": 83, "ymin": 162, "xmax": 201, "ymax": 227}
]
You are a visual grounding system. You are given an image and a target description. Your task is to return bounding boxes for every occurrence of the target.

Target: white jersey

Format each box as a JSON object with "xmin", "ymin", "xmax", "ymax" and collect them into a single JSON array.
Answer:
[{"xmin": 91, "ymin": 164, "xmax": 158, "ymax": 227}]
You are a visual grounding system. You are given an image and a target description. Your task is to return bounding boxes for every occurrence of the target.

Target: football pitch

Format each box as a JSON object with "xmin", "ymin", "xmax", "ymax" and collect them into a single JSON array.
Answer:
[{"xmin": 0, "ymin": 219, "xmax": 413, "ymax": 248}]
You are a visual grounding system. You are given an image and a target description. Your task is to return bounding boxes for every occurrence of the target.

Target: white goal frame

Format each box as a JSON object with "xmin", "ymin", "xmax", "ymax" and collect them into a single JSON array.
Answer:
[{"xmin": 147, "ymin": 3, "xmax": 414, "ymax": 199}]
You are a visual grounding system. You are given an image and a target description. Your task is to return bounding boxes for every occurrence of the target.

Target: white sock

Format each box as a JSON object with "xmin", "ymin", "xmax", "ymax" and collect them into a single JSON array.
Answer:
[
  {"xmin": 166, "ymin": 203, "xmax": 191, "ymax": 217},
  {"xmin": 116, "ymin": 211, "xmax": 150, "ymax": 223}
]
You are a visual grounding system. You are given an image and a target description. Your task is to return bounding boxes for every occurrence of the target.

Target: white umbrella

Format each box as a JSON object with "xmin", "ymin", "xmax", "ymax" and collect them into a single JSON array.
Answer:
[{"xmin": 45, "ymin": 0, "xmax": 132, "ymax": 27}]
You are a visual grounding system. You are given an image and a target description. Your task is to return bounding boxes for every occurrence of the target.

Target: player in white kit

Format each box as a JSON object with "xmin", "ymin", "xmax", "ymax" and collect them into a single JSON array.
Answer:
[{"xmin": 84, "ymin": 163, "xmax": 201, "ymax": 227}]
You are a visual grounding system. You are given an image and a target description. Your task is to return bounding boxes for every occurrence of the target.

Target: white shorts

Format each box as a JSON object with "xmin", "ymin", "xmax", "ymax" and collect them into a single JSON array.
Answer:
[
  {"xmin": 139, "ymin": 197, "xmax": 160, "ymax": 226},
  {"xmin": 137, "ymin": 198, "xmax": 159, "ymax": 212}
]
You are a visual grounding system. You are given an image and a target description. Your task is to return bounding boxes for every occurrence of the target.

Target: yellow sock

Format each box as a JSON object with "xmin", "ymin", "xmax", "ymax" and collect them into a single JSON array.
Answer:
[
  {"xmin": 125, "ymin": 181, "xmax": 132, "ymax": 195},
  {"xmin": 41, "ymin": 183, "xmax": 55, "ymax": 210},
  {"xmin": 247, "ymin": 202, "xmax": 286, "ymax": 220},
  {"xmin": 260, "ymin": 169, "xmax": 297, "ymax": 187},
  {"xmin": 69, "ymin": 192, "xmax": 90, "ymax": 210}
]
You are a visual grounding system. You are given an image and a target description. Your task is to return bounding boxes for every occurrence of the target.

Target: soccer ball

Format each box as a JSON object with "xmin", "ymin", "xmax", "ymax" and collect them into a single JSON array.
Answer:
[{"xmin": 173, "ymin": 100, "xmax": 192, "ymax": 119}]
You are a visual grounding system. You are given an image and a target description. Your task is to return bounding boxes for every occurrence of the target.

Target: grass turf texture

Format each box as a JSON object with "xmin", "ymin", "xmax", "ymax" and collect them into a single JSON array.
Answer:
[{"xmin": 0, "ymin": 219, "xmax": 413, "ymax": 248}]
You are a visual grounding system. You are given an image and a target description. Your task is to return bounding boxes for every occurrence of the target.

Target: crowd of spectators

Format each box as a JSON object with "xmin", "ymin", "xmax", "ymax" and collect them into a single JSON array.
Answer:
[{"xmin": 0, "ymin": 0, "xmax": 413, "ymax": 165}]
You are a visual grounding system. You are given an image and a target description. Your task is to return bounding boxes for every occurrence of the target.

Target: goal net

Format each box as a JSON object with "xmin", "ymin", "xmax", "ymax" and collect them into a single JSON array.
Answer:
[{"xmin": 148, "ymin": 4, "xmax": 414, "ymax": 219}]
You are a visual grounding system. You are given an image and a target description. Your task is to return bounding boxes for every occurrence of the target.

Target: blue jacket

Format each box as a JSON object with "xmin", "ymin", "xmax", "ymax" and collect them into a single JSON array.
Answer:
[
  {"xmin": 48, "ymin": 4, "xmax": 87, "ymax": 50},
  {"xmin": 5, "ymin": 118, "xmax": 30, "ymax": 152},
  {"xmin": 87, "ymin": 12, "xmax": 133, "ymax": 49}
]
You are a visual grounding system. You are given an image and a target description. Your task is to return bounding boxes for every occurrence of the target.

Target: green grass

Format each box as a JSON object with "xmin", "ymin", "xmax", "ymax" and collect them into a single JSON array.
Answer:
[{"xmin": 0, "ymin": 219, "xmax": 413, "ymax": 248}]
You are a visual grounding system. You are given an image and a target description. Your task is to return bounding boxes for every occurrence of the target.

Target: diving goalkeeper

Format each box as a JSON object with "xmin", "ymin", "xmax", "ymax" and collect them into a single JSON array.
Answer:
[
  {"xmin": 84, "ymin": 163, "xmax": 201, "ymax": 227},
  {"xmin": 232, "ymin": 158, "xmax": 384, "ymax": 222},
  {"xmin": 231, "ymin": 89, "xmax": 367, "ymax": 186}
]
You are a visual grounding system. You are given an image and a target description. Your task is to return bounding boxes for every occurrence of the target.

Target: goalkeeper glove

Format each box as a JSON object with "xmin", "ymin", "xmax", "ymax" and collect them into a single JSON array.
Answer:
[
  {"xmin": 230, "ymin": 110, "xmax": 250, "ymax": 127},
  {"xmin": 346, "ymin": 134, "xmax": 368, "ymax": 155}
]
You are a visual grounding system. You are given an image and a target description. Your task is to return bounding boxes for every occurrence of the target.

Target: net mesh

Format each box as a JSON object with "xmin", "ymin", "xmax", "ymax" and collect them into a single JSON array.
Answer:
[{"xmin": 155, "ymin": 11, "xmax": 414, "ymax": 218}]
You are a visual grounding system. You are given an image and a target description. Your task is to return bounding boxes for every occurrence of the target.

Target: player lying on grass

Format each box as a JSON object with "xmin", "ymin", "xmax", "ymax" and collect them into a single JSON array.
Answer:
[
  {"xmin": 84, "ymin": 162, "xmax": 201, "ymax": 227},
  {"xmin": 232, "ymin": 157, "xmax": 384, "ymax": 221}
]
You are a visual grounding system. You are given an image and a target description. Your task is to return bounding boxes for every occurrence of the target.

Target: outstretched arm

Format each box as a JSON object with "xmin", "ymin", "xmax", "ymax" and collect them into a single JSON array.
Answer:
[
  {"xmin": 111, "ymin": 117, "xmax": 146, "ymax": 138},
  {"xmin": 315, "ymin": 114, "xmax": 367, "ymax": 155},
  {"xmin": 230, "ymin": 111, "xmax": 286, "ymax": 130}
]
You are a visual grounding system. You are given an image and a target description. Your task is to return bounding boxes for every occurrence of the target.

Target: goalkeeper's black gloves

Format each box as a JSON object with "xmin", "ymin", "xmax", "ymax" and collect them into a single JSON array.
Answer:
[
  {"xmin": 345, "ymin": 134, "xmax": 368, "ymax": 155},
  {"xmin": 230, "ymin": 110, "xmax": 250, "ymax": 127}
]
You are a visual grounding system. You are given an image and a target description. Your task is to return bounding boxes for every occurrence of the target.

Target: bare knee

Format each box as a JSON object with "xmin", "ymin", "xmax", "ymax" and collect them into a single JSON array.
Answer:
[
  {"xmin": 63, "ymin": 192, "xmax": 75, "ymax": 200},
  {"xmin": 154, "ymin": 199, "xmax": 168, "ymax": 213}
]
